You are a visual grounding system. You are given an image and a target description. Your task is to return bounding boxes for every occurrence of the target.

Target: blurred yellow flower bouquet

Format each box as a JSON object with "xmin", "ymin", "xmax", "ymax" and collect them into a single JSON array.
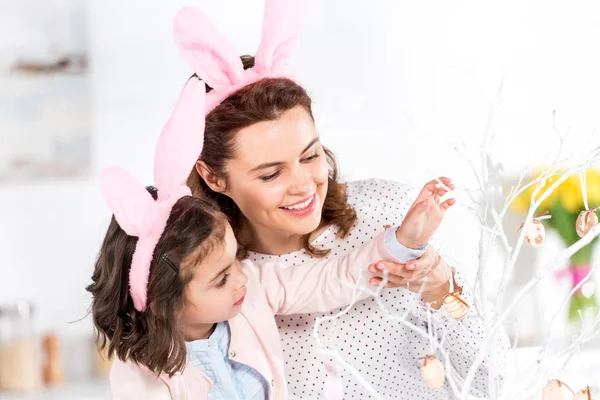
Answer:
[{"xmin": 512, "ymin": 168, "xmax": 600, "ymax": 323}]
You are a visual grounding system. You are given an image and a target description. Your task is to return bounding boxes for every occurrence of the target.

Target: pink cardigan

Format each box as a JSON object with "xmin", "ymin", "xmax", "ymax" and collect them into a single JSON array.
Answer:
[{"xmin": 107, "ymin": 231, "xmax": 399, "ymax": 399}]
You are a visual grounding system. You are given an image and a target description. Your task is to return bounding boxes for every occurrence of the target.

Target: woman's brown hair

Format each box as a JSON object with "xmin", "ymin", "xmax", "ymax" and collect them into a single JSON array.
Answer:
[
  {"xmin": 187, "ymin": 56, "xmax": 357, "ymax": 257},
  {"xmin": 86, "ymin": 189, "xmax": 225, "ymax": 377}
]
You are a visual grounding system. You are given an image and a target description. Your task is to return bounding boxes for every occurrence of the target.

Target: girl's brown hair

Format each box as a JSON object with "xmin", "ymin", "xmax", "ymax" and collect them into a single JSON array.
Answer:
[
  {"xmin": 187, "ymin": 55, "xmax": 357, "ymax": 257},
  {"xmin": 87, "ymin": 189, "xmax": 225, "ymax": 377}
]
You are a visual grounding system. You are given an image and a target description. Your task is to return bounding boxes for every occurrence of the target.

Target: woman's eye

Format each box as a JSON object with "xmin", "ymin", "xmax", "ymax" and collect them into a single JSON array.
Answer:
[
  {"xmin": 302, "ymin": 153, "xmax": 320, "ymax": 162},
  {"xmin": 260, "ymin": 171, "xmax": 281, "ymax": 182}
]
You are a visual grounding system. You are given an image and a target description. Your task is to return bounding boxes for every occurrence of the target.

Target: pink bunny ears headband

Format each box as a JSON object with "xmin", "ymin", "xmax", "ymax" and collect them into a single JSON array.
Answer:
[
  {"xmin": 100, "ymin": 79, "xmax": 206, "ymax": 312},
  {"xmin": 173, "ymin": 0, "xmax": 303, "ymax": 115}
]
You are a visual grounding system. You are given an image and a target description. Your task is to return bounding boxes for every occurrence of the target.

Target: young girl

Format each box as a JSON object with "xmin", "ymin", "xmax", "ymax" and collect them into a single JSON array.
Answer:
[{"xmin": 87, "ymin": 78, "xmax": 454, "ymax": 399}]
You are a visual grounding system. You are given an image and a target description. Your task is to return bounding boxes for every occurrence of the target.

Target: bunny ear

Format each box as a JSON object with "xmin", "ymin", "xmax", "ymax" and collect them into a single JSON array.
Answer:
[
  {"xmin": 254, "ymin": 0, "xmax": 304, "ymax": 73},
  {"xmin": 100, "ymin": 166, "xmax": 157, "ymax": 236},
  {"xmin": 153, "ymin": 79, "xmax": 206, "ymax": 194},
  {"xmin": 129, "ymin": 235, "xmax": 158, "ymax": 311},
  {"xmin": 174, "ymin": 7, "xmax": 244, "ymax": 90}
]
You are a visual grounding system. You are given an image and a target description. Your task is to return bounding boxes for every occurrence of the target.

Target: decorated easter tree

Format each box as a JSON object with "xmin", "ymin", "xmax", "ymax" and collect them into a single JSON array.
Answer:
[{"xmin": 313, "ymin": 105, "xmax": 600, "ymax": 399}]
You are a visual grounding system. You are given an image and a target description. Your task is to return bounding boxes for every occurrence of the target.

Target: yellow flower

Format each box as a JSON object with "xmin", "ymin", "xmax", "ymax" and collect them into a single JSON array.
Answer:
[
  {"xmin": 559, "ymin": 176, "xmax": 581, "ymax": 213},
  {"xmin": 559, "ymin": 169, "xmax": 600, "ymax": 212},
  {"xmin": 585, "ymin": 168, "xmax": 600, "ymax": 205},
  {"xmin": 511, "ymin": 168, "xmax": 600, "ymax": 214},
  {"xmin": 510, "ymin": 169, "xmax": 558, "ymax": 213}
]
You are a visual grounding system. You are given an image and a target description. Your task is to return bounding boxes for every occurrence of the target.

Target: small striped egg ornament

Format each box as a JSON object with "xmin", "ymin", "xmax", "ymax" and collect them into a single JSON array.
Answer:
[
  {"xmin": 542, "ymin": 380, "xmax": 567, "ymax": 400},
  {"xmin": 443, "ymin": 291, "xmax": 470, "ymax": 321},
  {"xmin": 576, "ymin": 208, "xmax": 599, "ymax": 238},
  {"xmin": 420, "ymin": 355, "xmax": 445, "ymax": 389}
]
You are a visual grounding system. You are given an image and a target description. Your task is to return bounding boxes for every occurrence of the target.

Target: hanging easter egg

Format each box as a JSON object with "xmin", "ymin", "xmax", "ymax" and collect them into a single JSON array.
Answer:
[
  {"xmin": 442, "ymin": 292, "xmax": 470, "ymax": 321},
  {"xmin": 573, "ymin": 387, "xmax": 593, "ymax": 400},
  {"xmin": 576, "ymin": 209, "xmax": 599, "ymax": 238},
  {"xmin": 420, "ymin": 355, "xmax": 445, "ymax": 389},
  {"xmin": 521, "ymin": 218, "xmax": 546, "ymax": 248},
  {"xmin": 542, "ymin": 380, "xmax": 566, "ymax": 400}
]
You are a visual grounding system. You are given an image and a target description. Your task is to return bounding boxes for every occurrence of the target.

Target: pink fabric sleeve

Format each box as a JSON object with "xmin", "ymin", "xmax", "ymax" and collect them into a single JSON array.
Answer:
[{"xmin": 248, "ymin": 231, "xmax": 399, "ymax": 315}]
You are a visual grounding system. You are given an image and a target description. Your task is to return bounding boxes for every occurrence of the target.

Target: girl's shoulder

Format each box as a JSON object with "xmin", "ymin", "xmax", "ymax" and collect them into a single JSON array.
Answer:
[
  {"xmin": 108, "ymin": 358, "xmax": 173, "ymax": 398},
  {"xmin": 108, "ymin": 358, "xmax": 212, "ymax": 399}
]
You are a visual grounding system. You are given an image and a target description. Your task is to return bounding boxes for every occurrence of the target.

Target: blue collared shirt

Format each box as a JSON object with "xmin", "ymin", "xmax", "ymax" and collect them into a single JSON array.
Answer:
[{"xmin": 186, "ymin": 321, "xmax": 269, "ymax": 400}]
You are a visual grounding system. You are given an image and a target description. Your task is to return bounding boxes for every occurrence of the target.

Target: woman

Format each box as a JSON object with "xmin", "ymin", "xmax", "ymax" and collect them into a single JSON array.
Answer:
[{"xmin": 177, "ymin": 4, "xmax": 508, "ymax": 399}]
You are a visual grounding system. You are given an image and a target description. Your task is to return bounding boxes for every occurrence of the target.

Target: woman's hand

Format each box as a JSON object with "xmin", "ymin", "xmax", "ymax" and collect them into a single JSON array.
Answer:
[{"xmin": 368, "ymin": 247, "xmax": 453, "ymax": 309}]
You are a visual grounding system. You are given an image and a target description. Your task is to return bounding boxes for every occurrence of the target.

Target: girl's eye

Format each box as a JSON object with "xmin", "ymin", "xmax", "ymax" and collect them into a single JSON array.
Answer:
[
  {"xmin": 216, "ymin": 273, "xmax": 229, "ymax": 287},
  {"xmin": 260, "ymin": 170, "xmax": 281, "ymax": 182}
]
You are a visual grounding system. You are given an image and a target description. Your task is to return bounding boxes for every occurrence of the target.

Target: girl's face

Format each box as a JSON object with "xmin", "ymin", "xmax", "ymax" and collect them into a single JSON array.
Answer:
[
  {"xmin": 180, "ymin": 221, "xmax": 248, "ymax": 340},
  {"xmin": 219, "ymin": 106, "xmax": 329, "ymax": 243}
]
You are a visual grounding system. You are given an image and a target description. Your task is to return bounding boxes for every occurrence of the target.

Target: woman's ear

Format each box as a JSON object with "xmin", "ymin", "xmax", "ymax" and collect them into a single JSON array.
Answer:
[{"xmin": 196, "ymin": 160, "xmax": 227, "ymax": 193}]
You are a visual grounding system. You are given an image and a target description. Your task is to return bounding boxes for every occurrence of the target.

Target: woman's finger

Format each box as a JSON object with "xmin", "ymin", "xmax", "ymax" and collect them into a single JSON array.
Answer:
[
  {"xmin": 372, "ymin": 262, "xmax": 419, "ymax": 284},
  {"xmin": 371, "ymin": 261, "xmax": 407, "ymax": 277},
  {"xmin": 369, "ymin": 276, "xmax": 383, "ymax": 286},
  {"xmin": 378, "ymin": 270, "xmax": 409, "ymax": 286},
  {"xmin": 378, "ymin": 260, "xmax": 431, "ymax": 281},
  {"xmin": 369, "ymin": 275, "xmax": 407, "ymax": 287}
]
